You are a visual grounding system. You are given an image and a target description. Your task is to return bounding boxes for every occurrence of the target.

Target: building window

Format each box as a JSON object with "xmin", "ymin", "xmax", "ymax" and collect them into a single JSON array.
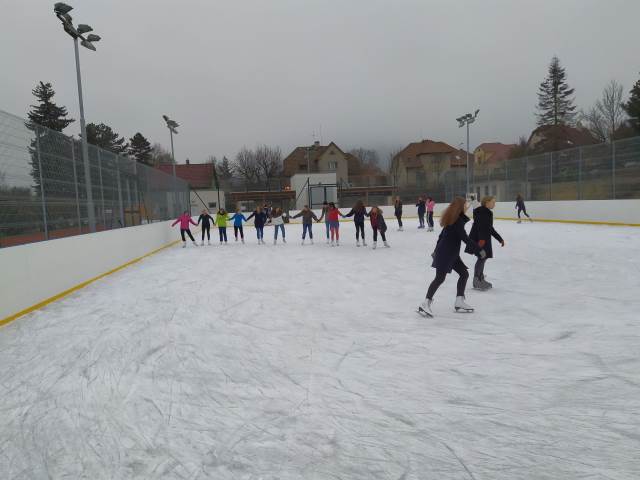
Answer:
[
  {"xmin": 484, "ymin": 185, "xmax": 489, "ymax": 195},
  {"xmin": 299, "ymin": 164, "xmax": 306, "ymax": 170},
  {"xmin": 208, "ymin": 202, "xmax": 217, "ymax": 208},
  {"xmin": 491, "ymin": 185, "xmax": 497, "ymax": 195},
  {"xmin": 328, "ymin": 161, "xmax": 338, "ymax": 171}
]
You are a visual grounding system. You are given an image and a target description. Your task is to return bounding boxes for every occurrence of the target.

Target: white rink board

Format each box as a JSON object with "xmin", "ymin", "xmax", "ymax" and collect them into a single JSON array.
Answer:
[{"xmin": 1, "ymin": 219, "xmax": 640, "ymax": 479}]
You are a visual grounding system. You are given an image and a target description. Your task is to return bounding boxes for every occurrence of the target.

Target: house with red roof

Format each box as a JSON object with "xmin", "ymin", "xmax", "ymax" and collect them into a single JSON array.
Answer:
[
  {"xmin": 474, "ymin": 142, "xmax": 516, "ymax": 166},
  {"xmin": 156, "ymin": 160, "xmax": 225, "ymax": 213},
  {"xmin": 283, "ymin": 141, "xmax": 351, "ymax": 185}
]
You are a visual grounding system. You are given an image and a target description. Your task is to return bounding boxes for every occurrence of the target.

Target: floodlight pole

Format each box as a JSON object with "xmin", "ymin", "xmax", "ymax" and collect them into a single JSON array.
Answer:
[
  {"xmin": 73, "ymin": 36, "xmax": 96, "ymax": 232},
  {"xmin": 457, "ymin": 110, "xmax": 479, "ymax": 198}
]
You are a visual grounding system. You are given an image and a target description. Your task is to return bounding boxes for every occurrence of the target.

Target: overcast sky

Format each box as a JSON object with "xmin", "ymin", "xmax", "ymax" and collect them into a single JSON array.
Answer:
[{"xmin": 2, "ymin": 0, "xmax": 639, "ymax": 165}]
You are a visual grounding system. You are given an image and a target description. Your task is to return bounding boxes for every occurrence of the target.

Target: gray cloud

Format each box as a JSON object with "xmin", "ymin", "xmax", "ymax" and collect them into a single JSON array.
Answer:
[{"xmin": 2, "ymin": 0, "xmax": 639, "ymax": 165}]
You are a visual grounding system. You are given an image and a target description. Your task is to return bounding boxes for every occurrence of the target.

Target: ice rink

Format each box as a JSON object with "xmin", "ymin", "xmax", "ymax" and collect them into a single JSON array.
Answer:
[{"xmin": 1, "ymin": 218, "xmax": 639, "ymax": 479}]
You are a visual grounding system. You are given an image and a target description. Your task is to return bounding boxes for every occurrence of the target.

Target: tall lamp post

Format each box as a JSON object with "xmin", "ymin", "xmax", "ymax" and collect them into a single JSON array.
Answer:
[
  {"xmin": 162, "ymin": 115, "xmax": 180, "ymax": 214},
  {"xmin": 456, "ymin": 109, "xmax": 480, "ymax": 198},
  {"xmin": 54, "ymin": 2, "xmax": 100, "ymax": 233}
]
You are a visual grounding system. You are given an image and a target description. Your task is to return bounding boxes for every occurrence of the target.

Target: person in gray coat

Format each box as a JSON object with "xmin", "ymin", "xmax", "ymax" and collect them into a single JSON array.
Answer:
[{"xmin": 292, "ymin": 205, "xmax": 319, "ymax": 245}]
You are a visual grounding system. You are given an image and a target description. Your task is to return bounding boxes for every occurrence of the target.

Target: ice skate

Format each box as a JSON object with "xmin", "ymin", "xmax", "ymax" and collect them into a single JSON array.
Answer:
[
  {"xmin": 384, "ymin": 241, "xmax": 390, "ymax": 248},
  {"xmin": 454, "ymin": 296, "xmax": 474, "ymax": 313},
  {"xmin": 330, "ymin": 240, "xmax": 335, "ymax": 247},
  {"xmin": 201, "ymin": 241, "xmax": 205, "ymax": 246},
  {"xmin": 193, "ymin": 241, "xmax": 198, "ymax": 247},
  {"xmin": 417, "ymin": 299, "xmax": 433, "ymax": 318},
  {"xmin": 336, "ymin": 240, "xmax": 340, "ymax": 246},
  {"xmin": 356, "ymin": 240, "xmax": 360, "ymax": 247},
  {"xmin": 182, "ymin": 242, "xmax": 186, "ymax": 248},
  {"xmin": 326, "ymin": 239, "xmax": 330, "ymax": 244},
  {"xmin": 310, "ymin": 238, "xmax": 314, "ymax": 244},
  {"xmin": 529, "ymin": 217, "xmax": 534, "ymax": 223},
  {"xmin": 362, "ymin": 241, "xmax": 367, "ymax": 247},
  {"xmin": 473, "ymin": 276, "xmax": 487, "ymax": 290},
  {"xmin": 282, "ymin": 238, "xmax": 286, "ymax": 244},
  {"xmin": 208, "ymin": 240, "xmax": 211, "ymax": 245},
  {"xmin": 274, "ymin": 238, "xmax": 277, "ymax": 245},
  {"xmin": 301, "ymin": 239, "xmax": 305, "ymax": 245},
  {"xmin": 481, "ymin": 277, "xmax": 493, "ymax": 289},
  {"xmin": 517, "ymin": 219, "xmax": 522, "ymax": 224},
  {"xmin": 398, "ymin": 226, "xmax": 403, "ymax": 231},
  {"xmin": 372, "ymin": 242, "xmax": 377, "ymax": 250},
  {"xmin": 235, "ymin": 237, "xmax": 238, "ymax": 242},
  {"xmin": 241, "ymin": 238, "xmax": 245, "ymax": 244}
]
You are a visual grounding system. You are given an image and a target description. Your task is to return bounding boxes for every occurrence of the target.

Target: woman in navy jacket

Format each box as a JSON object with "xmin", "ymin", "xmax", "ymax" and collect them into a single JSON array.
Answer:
[
  {"xmin": 465, "ymin": 196, "xmax": 504, "ymax": 290},
  {"xmin": 246, "ymin": 206, "xmax": 268, "ymax": 244},
  {"xmin": 418, "ymin": 196, "xmax": 485, "ymax": 317}
]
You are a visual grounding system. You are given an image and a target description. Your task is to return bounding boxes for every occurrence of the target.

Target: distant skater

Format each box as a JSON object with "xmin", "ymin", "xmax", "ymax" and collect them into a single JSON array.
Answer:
[
  {"xmin": 317, "ymin": 201, "xmax": 331, "ymax": 243},
  {"xmin": 516, "ymin": 194, "xmax": 532, "ymax": 223},
  {"xmin": 215, "ymin": 208, "xmax": 229, "ymax": 244},
  {"xmin": 229, "ymin": 208, "xmax": 248, "ymax": 243},
  {"xmin": 466, "ymin": 196, "xmax": 504, "ymax": 290},
  {"xmin": 394, "ymin": 196, "xmax": 403, "ymax": 231},
  {"xmin": 344, "ymin": 200, "xmax": 368, "ymax": 247},
  {"xmin": 271, "ymin": 207, "xmax": 288, "ymax": 244},
  {"xmin": 247, "ymin": 206, "xmax": 268, "ymax": 244},
  {"xmin": 426, "ymin": 196, "xmax": 435, "ymax": 231},
  {"xmin": 417, "ymin": 197, "xmax": 485, "ymax": 317},
  {"xmin": 172, "ymin": 211, "xmax": 198, "ymax": 248},
  {"xmin": 197, "ymin": 209, "xmax": 215, "ymax": 245},
  {"xmin": 369, "ymin": 206, "xmax": 389, "ymax": 249},
  {"xmin": 292, "ymin": 205, "xmax": 318, "ymax": 245},
  {"xmin": 416, "ymin": 196, "xmax": 426, "ymax": 229},
  {"xmin": 323, "ymin": 202, "xmax": 341, "ymax": 246}
]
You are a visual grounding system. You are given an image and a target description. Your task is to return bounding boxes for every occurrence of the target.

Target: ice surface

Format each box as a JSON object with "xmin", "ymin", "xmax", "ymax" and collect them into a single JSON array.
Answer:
[{"xmin": 1, "ymin": 219, "xmax": 639, "ymax": 479}]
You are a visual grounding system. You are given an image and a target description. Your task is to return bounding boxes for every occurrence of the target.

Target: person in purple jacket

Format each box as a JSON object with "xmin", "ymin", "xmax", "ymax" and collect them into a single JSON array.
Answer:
[{"xmin": 171, "ymin": 211, "xmax": 198, "ymax": 248}]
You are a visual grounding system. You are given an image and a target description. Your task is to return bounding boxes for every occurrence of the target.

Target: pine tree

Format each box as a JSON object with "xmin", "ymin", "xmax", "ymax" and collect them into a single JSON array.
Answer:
[
  {"xmin": 624, "ymin": 74, "xmax": 640, "ymax": 134},
  {"xmin": 26, "ymin": 81, "xmax": 75, "ymax": 132},
  {"xmin": 128, "ymin": 132, "xmax": 152, "ymax": 165},
  {"xmin": 536, "ymin": 56, "xmax": 577, "ymax": 126},
  {"xmin": 26, "ymin": 81, "xmax": 78, "ymax": 220},
  {"xmin": 218, "ymin": 156, "xmax": 234, "ymax": 179},
  {"xmin": 85, "ymin": 122, "xmax": 128, "ymax": 154}
]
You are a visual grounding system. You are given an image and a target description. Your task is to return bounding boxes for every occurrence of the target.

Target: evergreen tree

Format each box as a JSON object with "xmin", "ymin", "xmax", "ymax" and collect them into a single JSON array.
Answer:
[
  {"xmin": 85, "ymin": 122, "xmax": 128, "ymax": 154},
  {"xmin": 128, "ymin": 132, "xmax": 152, "ymax": 165},
  {"xmin": 218, "ymin": 156, "xmax": 234, "ymax": 179},
  {"xmin": 624, "ymin": 74, "xmax": 640, "ymax": 134},
  {"xmin": 26, "ymin": 82, "xmax": 79, "ymax": 225},
  {"xmin": 26, "ymin": 81, "xmax": 75, "ymax": 132},
  {"xmin": 536, "ymin": 56, "xmax": 577, "ymax": 126}
]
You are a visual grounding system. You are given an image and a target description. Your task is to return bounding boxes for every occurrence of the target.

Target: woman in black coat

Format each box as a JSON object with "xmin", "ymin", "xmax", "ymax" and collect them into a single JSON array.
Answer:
[
  {"xmin": 418, "ymin": 196, "xmax": 486, "ymax": 317},
  {"xmin": 465, "ymin": 196, "xmax": 504, "ymax": 290}
]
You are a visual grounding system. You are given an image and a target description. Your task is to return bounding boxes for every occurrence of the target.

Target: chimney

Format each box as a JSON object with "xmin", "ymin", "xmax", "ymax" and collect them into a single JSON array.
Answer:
[
  {"xmin": 314, "ymin": 141, "xmax": 320, "ymax": 148},
  {"xmin": 186, "ymin": 158, "xmax": 190, "ymax": 165}
]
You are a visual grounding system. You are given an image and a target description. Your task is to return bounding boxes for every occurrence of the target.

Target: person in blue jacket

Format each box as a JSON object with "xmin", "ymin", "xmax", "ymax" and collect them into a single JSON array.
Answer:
[
  {"xmin": 229, "ymin": 208, "xmax": 248, "ymax": 243},
  {"xmin": 246, "ymin": 205, "xmax": 268, "ymax": 244},
  {"xmin": 417, "ymin": 196, "xmax": 485, "ymax": 318}
]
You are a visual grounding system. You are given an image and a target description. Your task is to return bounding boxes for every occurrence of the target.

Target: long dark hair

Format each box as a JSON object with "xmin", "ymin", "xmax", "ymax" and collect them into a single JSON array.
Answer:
[
  {"xmin": 516, "ymin": 193, "xmax": 523, "ymax": 202},
  {"xmin": 353, "ymin": 200, "xmax": 364, "ymax": 211},
  {"xmin": 439, "ymin": 196, "xmax": 466, "ymax": 227}
]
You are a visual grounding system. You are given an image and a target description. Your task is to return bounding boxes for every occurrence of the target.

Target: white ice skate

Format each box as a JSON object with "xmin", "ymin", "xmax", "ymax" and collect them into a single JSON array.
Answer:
[
  {"xmin": 417, "ymin": 299, "xmax": 433, "ymax": 318},
  {"xmin": 372, "ymin": 242, "xmax": 377, "ymax": 250},
  {"xmin": 336, "ymin": 240, "xmax": 340, "ymax": 246},
  {"xmin": 384, "ymin": 241, "xmax": 390, "ymax": 248},
  {"xmin": 454, "ymin": 296, "xmax": 474, "ymax": 313},
  {"xmin": 330, "ymin": 240, "xmax": 335, "ymax": 247}
]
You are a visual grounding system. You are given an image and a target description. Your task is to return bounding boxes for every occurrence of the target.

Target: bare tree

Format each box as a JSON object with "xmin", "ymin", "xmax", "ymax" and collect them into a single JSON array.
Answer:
[
  {"xmin": 233, "ymin": 147, "xmax": 260, "ymax": 187},
  {"xmin": 583, "ymin": 80, "xmax": 627, "ymax": 142},
  {"xmin": 254, "ymin": 144, "xmax": 283, "ymax": 189},
  {"xmin": 349, "ymin": 148, "xmax": 380, "ymax": 172}
]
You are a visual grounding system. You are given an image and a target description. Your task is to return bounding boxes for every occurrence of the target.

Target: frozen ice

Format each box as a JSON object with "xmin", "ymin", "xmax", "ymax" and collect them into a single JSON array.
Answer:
[{"xmin": 1, "ymin": 219, "xmax": 639, "ymax": 479}]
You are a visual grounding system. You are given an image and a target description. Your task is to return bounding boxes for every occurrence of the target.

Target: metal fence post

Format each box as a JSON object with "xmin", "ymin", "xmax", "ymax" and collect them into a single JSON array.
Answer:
[
  {"xmin": 125, "ymin": 175, "xmax": 133, "ymax": 228},
  {"xmin": 115, "ymin": 156, "xmax": 125, "ymax": 227},
  {"xmin": 132, "ymin": 160, "xmax": 140, "ymax": 225},
  {"xmin": 35, "ymin": 128, "xmax": 49, "ymax": 240},
  {"xmin": 578, "ymin": 147, "xmax": 582, "ymax": 200},
  {"xmin": 97, "ymin": 149, "xmax": 107, "ymax": 229},
  {"xmin": 70, "ymin": 137, "xmax": 82, "ymax": 233},
  {"xmin": 612, "ymin": 140, "xmax": 616, "ymax": 199},
  {"xmin": 549, "ymin": 152, "xmax": 553, "ymax": 201}
]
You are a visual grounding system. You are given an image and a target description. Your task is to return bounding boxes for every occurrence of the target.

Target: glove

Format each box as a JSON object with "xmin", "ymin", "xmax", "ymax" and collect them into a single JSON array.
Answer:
[
  {"xmin": 500, "ymin": 240, "xmax": 505, "ymax": 247},
  {"xmin": 479, "ymin": 249, "xmax": 487, "ymax": 259},
  {"xmin": 478, "ymin": 239, "xmax": 486, "ymax": 247}
]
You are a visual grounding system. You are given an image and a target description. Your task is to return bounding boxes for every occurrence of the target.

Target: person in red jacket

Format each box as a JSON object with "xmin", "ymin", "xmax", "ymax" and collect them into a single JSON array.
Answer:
[
  {"xmin": 171, "ymin": 211, "xmax": 198, "ymax": 248},
  {"xmin": 323, "ymin": 202, "xmax": 342, "ymax": 246}
]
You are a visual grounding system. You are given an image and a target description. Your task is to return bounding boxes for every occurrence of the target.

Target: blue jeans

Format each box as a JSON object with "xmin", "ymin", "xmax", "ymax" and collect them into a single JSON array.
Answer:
[
  {"xmin": 325, "ymin": 221, "xmax": 331, "ymax": 239},
  {"xmin": 302, "ymin": 223, "xmax": 313, "ymax": 239},
  {"xmin": 274, "ymin": 224, "xmax": 285, "ymax": 239},
  {"xmin": 255, "ymin": 225, "xmax": 264, "ymax": 239}
]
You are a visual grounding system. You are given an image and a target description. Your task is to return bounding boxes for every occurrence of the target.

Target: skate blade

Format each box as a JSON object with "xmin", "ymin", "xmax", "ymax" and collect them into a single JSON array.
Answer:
[
  {"xmin": 454, "ymin": 307, "xmax": 474, "ymax": 313},
  {"xmin": 417, "ymin": 308, "xmax": 433, "ymax": 318}
]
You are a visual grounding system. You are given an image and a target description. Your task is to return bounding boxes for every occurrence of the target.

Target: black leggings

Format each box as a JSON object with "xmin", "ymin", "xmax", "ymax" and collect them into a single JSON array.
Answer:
[
  {"xmin": 517, "ymin": 208, "xmax": 530, "ymax": 219},
  {"xmin": 180, "ymin": 229, "xmax": 195, "ymax": 242},
  {"xmin": 355, "ymin": 221, "xmax": 365, "ymax": 240},
  {"xmin": 426, "ymin": 257, "xmax": 469, "ymax": 299},
  {"xmin": 372, "ymin": 227, "xmax": 386, "ymax": 242},
  {"xmin": 219, "ymin": 227, "xmax": 227, "ymax": 242},
  {"xmin": 418, "ymin": 213, "xmax": 425, "ymax": 227},
  {"xmin": 234, "ymin": 225, "xmax": 244, "ymax": 239},
  {"xmin": 396, "ymin": 214, "xmax": 403, "ymax": 227},
  {"xmin": 427, "ymin": 211, "xmax": 434, "ymax": 228},
  {"xmin": 201, "ymin": 225, "xmax": 210, "ymax": 241}
]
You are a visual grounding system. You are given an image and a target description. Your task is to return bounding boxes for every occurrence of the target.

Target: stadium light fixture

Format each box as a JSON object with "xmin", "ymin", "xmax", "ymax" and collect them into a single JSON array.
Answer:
[{"xmin": 456, "ymin": 109, "xmax": 480, "ymax": 197}]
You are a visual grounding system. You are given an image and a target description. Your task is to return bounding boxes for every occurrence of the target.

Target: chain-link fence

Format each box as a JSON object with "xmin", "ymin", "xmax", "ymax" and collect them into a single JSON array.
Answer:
[{"xmin": 0, "ymin": 109, "xmax": 190, "ymax": 248}]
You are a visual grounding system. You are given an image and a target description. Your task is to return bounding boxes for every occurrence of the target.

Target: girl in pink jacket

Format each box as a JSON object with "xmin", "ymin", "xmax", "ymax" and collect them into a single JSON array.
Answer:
[{"xmin": 171, "ymin": 211, "xmax": 198, "ymax": 248}]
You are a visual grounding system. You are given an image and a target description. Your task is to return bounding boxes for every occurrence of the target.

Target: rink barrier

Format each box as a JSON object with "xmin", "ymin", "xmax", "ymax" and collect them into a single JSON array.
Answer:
[{"xmin": 0, "ymin": 239, "xmax": 181, "ymax": 329}]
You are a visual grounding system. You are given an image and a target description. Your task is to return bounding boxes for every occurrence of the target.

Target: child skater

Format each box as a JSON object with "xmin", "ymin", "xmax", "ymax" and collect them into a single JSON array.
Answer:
[
  {"xmin": 215, "ymin": 208, "xmax": 229, "ymax": 244},
  {"xmin": 369, "ymin": 206, "xmax": 389, "ymax": 249},
  {"xmin": 466, "ymin": 196, "xmax": 504, "ymax": 290},
  {"xmin": 197, "ymin": 209, "xmax": 215, "ymax": 245},
  {"xmin": 416, "ymin": 196, "xmax": 426, "ymax": 229},
  {"xmin": 171, "ymin": 210, "xmax": 198, "ymax": 248},
  {"xmin": 426, "ymin": 196, "xmax": 436, "ymax": 231},
  {"xmin": 317, "ymin": 201, "xmax": 331, "ymax": 244},
  {"xmin": 323, "ymin": 202, "xmax": 341, "ymax": 246},
  {"xmin": 515, "ymin": 194, "xmax": 532, "ymax": 223},
  {"xmin": 417, "ymin": 196, "xmax": 486, "ymax": 317},
  {"xmin": 292, "ymin": 205, "xmax": 318, "ymax": 245},
  {"xmin": 229, "ymin": 208, "xmax": 247, "ymax": 243},
  {"xmin": 343, "ymin": 200, "xmax": 368, "ymax": 247},
  {"xmin": 394, "ymin": 196, "xmax": 403, "ymax": 231},
  {"xmin": 246, "ymin": 205, "xmax": 268, "ymax": 244},
  {"xmin": 271, "ymin": 207, "xmax": 288, "ymax": 244}
]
